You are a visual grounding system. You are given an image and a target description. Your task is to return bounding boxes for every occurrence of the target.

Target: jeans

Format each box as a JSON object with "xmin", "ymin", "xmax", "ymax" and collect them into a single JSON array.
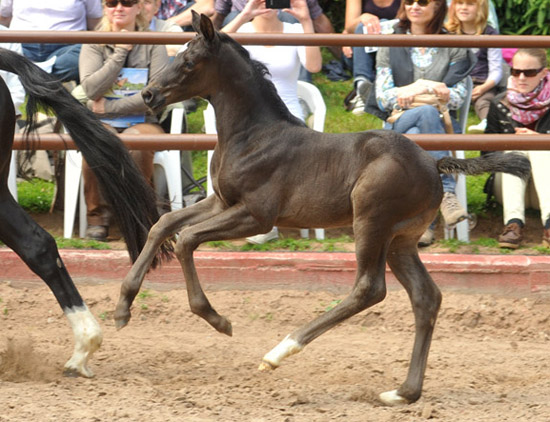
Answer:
[
  {"xmin": 384, "ymin": 105, "xmax": 458, "ymax": 193},
  {"xmin": 22, "ymin": 43, "xmax": 81, "ymax": 82},
  {"xmin": 352, "ymin": 23, "xmax": 376, "ymax": 84}
]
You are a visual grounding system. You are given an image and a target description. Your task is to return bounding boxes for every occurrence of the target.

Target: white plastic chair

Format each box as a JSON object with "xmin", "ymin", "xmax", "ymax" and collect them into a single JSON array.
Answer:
[
  {"xmin": 63, "ymin": 106, "xmax": 185, "ymax": 239},
  {"xmin": 204, "ymin": 81, "xmax": 327, "ymax": 241},
  {"xmin": 444, "ymin": 76, "xmax": 473, "ymax": 242}
]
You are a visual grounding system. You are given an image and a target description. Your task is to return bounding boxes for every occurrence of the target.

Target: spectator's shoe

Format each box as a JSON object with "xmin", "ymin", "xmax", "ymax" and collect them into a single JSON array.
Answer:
[
  {"xmin": 86, "ymin": 225, "xmax": 108, "ymax": 242},
  {"xmin": 543, "ymin": 228, "xmax": 550, "ymax": 247},
  {"xmin": 468, "ymin": 119, "xmax": 487, "ymax": 133},
  {"xmin": 351, "ymin": 80, "xmax": 373, "ymax": 116},
  {"xmin": 246, "ymin": 228, "xmax": 279, "ymax": 245},
  {"xmin": 418, "ymin": 228, "xmax": 434, "ymax": 247},
  {"xmin": 440, "ymin": 192, "xmax": 468, "ymax": 226},
  {"xmin": 498, "ymin": 222, "xmax": 523, "ymax": 249}
]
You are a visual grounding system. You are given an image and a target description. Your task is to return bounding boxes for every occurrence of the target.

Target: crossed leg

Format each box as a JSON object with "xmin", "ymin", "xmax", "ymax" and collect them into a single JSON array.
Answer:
[
  {"xmin": 174, "ymin": 202, "xmax": 268, "ymax": 336},
  {"xmin": 115, "ymin": 195, "xmax": 228, "ymax": 328},
  {"xmin": 0, "ymin": 192, "xmax": 102, "ymax": 377}
]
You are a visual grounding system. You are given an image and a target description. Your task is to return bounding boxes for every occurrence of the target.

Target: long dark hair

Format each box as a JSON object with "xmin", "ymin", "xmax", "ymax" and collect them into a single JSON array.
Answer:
[{"xmin": 396, "ymin": 0, "xmax": 448, "ymax": 34}]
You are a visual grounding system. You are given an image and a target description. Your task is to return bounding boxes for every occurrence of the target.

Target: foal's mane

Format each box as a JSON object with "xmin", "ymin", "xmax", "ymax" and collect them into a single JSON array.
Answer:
[{"xmin": 215, "ymin": 31, "xmax": 306, "ymax": 126}]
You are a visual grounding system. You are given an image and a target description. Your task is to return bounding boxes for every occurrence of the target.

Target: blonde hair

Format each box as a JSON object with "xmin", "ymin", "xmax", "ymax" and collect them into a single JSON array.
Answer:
[
  {"xmin": 445, "ymin": 0, "xmax": 489, "ymax": 35},
  {"xmin": 514, "ymin": 48, "xmax": 548, "ymax": 68},
  {"xmin": 97, "ymin": 0, "xmax": 149, "ymax": 32}
]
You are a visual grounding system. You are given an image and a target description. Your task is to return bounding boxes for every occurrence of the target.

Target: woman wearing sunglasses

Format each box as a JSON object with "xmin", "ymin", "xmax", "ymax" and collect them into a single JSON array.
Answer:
[
  {"xmin": 77, "ymin": 0, "xmax": 170, "ymax": 241},
  {"xmin": 485, "ymin": 48, "xmax": 550, "ymax": 249},
  {"xmin": 365, "ymin": 0, "xmax": 476, "ymax": 246}
]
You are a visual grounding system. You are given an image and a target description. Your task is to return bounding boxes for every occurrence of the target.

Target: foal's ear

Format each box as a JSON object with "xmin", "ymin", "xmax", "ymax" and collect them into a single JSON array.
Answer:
[{"xmin": 192, "ymin": 11, "xmax": 217, "ymax": 44}]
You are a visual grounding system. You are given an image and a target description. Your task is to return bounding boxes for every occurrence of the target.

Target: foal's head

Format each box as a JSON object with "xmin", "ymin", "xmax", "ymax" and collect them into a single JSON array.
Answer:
[{"xmin": 142, "ymin": 12, "xmax": 250, "ymax": 112}]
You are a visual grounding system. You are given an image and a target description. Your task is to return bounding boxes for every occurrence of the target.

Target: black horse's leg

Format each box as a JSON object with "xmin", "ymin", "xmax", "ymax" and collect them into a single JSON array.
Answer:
[
  {"xmin": 259, "ymin": 211, "xmax": 390, "ymax": 371},
  {"xmin": 115, "ymin": 195, "xmax": 228, "ymax": 329},
  {"xmin": 382, "ymin": 239, "xmax": 442, "ymax": 405},
  {"xmin": 173, "ymin": 203, "xmax": 268, "ymax": 336},
  {"xmin": 0, "ymin": 192, "xmax": 102, "ymax": 377}
]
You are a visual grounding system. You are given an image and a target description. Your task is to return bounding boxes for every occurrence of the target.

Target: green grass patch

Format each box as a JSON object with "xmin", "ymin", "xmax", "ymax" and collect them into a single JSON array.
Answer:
[
  {"xmin": 17, "ymin": 178, "xmax": 55, "ymax": 213},
  {"xmin": 54, "ymin": 237, "xmax": 112, "ymax": 250}
]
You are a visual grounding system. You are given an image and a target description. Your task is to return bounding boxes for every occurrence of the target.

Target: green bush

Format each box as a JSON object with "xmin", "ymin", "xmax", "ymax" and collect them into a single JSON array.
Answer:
[
  {"xmin": 495, "ymin": 0, "xmax": 550, "ymax": 35},
  {"xmin": 17, "ymin": 178, "xmax": 54, "ymax": 213}
]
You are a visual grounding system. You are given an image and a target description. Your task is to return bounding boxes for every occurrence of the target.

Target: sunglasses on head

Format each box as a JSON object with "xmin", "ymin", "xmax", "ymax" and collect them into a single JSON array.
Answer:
[
  {"xmin": 404, "ymin": 0, "xmax": 432, "ymax": 6},
  {"xmin": 105, "ymin": 0, "xmax": 138, "ymax": 7},
  {"xmin": 510, "ymin": 67, "xmax": 544, "ymax": 77}
]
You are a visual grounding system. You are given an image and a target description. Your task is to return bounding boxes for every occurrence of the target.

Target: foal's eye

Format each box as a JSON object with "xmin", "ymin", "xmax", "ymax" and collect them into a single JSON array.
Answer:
[{"xmin": 184, "ymin": 61, "xmax": 194, "ymax": 70}]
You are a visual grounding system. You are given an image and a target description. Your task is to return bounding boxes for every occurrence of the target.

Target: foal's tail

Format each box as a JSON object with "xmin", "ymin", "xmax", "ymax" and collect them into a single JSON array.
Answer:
[
  {"xmin": 437, "ymin": 152, "xmax": 531, "ymax": 179},
  {"xmin": 0, "ymin": 47, "xmax": 173, "ymax": 267}
]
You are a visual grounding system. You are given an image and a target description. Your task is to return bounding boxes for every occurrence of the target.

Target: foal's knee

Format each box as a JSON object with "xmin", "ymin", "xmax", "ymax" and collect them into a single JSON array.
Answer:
[{"xmin": 174, "ymin": 228, "xmax": 199, "ymax": 258}]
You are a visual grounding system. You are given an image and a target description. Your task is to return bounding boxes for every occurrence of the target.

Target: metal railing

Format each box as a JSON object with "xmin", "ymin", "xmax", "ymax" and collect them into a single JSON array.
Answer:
[{"xmin": 3, "ymin": 30, "xmax": 550, "ymax": 151}]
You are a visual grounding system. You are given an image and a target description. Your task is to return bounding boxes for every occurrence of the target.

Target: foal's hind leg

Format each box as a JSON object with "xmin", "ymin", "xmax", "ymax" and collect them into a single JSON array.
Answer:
[
  {"xmin": 259, "ymin": 214, "xmax": 390, "ymax": 371},
  {"xmin": 380, "ymin": 238, "xmax": 442, "ymax": 405},
  {"xmin": 115, "ymin": 195, "xmax": 227, "ymax": 329},
  {"xmin": 0, "ymin": 193, "xmax": 102, "ymax": 377}
]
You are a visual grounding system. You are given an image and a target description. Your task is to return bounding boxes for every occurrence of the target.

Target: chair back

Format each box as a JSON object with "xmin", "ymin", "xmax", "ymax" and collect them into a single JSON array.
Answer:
[{"xmin": 297, "ymin": 81, "xmax": 326, "ymax": 132}]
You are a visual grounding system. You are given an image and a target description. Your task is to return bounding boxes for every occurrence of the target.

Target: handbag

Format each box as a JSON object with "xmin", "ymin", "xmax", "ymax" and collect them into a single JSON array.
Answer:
[{"xmin": 386, "ymin": 94, "xmax": 454, "ymax": 134}]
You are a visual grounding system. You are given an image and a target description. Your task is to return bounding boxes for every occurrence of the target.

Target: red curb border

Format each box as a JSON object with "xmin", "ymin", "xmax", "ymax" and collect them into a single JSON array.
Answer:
[{"xmin": 1, "ymin": 249, "xmax": 550, "ymax": 295}]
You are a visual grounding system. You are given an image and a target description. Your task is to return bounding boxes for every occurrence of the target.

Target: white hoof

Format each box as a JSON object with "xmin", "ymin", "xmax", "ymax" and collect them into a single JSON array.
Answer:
[
  {"xmin": 379, "ymin": 389, "xmax": 410, "ymax": 406},
  {"xmin": 258, "ymin": 360, "xmax": 277, "ymax": 372},
  {"xmin": 260, "ymin": 335, "xmax": 303, "ymax": 370}
]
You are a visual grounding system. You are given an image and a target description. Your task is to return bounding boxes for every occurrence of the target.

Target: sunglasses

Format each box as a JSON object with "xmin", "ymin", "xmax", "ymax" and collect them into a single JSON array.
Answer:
[
  {"xmin": 105, "ymin": 0, "xmax": 138, "ymax": 7},
  {"xmin": 510, "ymin": 67, "xmax": 545, "ymax": 77},
  {"xmin": 404, "ymin": 0, "xmax": 432, "ymax": 6}
]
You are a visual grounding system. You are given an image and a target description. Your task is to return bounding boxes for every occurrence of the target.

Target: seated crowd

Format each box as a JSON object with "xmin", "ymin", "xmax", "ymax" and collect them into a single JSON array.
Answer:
[{"xmin": 0, "ymin": 0, "xmax": 548, "ymax": 249}]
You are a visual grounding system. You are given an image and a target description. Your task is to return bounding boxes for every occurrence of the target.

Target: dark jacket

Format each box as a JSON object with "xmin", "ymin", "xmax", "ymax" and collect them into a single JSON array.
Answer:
[{"xmin": 485, "ymin": 91, "xmax": 550, "ymax": 134}]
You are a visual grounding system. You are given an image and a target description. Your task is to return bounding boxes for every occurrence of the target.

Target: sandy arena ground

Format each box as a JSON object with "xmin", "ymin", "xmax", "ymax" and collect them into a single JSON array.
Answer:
[{"xmin": 0, "ymin": 278, "xmax": 549, "ymax": 422}]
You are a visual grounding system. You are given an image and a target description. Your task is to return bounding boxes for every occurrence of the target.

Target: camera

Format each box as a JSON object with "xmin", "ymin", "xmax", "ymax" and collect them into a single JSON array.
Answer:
[{"xmin": 266, "ymin": 0, "xmax": 290, "ymax": 9}]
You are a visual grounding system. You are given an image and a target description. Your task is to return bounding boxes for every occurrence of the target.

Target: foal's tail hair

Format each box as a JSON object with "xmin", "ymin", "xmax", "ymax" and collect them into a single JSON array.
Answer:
[
  {"xmin": 437, "ymin": 152, "xmax": 531, "ymax": 179},
  {"xmin": 0, "ymin": 47, "xmax": 173, "ymax": 267}
]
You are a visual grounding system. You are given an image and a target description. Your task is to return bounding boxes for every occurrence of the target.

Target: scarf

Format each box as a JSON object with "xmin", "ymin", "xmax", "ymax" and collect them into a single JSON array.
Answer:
[{"xmin": 506, "ymin": 73, "xmax": 550, "ymax": 125}]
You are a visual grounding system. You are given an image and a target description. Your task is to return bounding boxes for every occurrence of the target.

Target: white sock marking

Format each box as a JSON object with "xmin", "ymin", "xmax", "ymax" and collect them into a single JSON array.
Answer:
[
  {"xmin": 262, "ymin": 335, "xmax": 303, "ymax": 368},
  {"xmin": 64, "ymin": 305, "xmax": 103, "ymax": 377}
]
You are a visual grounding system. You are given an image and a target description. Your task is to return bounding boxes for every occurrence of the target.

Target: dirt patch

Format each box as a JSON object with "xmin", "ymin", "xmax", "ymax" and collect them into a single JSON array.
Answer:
[{"xmin": 0, "ymin": 281, "xmax": 549, "ymax": 421}]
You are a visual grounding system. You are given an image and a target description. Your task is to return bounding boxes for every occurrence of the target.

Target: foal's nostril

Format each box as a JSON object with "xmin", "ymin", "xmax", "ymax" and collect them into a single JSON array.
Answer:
[{"xmin": 141, "ymin": 87, "xmax": 155, "ymax": 106}]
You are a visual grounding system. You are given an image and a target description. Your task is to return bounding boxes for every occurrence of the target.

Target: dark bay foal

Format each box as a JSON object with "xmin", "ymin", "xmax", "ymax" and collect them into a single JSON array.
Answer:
[{"xmin": 114, "ymin": 13, "xmax": 530, "ymax": 404}]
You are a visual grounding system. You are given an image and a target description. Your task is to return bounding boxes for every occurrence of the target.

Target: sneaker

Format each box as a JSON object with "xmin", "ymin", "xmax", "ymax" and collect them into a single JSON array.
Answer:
[
  {"xmin": 86, "ymin": 225, "xmax": 108, "ymax": 241},
  {"xmin": 440, "ymin": 192, "xmax": 468, "ymax": 227},
  {"xmin": 246, "ymin": 228, "xmax": 279, "ymax": 245},
  {"xmin": 498, "ymin": 222, "xmax": 523, "ymax": 249},
  {"xmin": 418, "ymin": 228, "xmax": 434, "ymax": 247},
  {"xmin": 467, "ymin": 119, "xmax": 487, "ymax": 134},
  {"xmin": 543, "ymin": 228, "xmax": 550, "ymax": 247},
  {"xmin": 351, "ymin": 80, "xmax": 372, "ymax": 116}
]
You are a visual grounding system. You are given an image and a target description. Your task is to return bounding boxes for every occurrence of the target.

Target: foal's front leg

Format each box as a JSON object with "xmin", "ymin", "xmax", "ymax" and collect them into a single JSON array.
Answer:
[
  {"xmin": 115, "ymin": 195, "xmax": 226, "ymax": 329},
  {"xmin": 0, "ymin": 194, "xmax": 101, "ymax": 377},
  {"xmin": 174, "ymin": 203, "xmax": 267, "ymax": 336}
]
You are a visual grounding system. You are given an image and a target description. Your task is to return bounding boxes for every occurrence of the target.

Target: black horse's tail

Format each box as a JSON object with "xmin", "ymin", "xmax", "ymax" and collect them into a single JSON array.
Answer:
[
  {"xmin": 0, "ymin": 47, "xmax": 173, "ymax": 267},
  {"xmin": 437, "ymin": 152, "xmax": 531, "ymax": 179}
]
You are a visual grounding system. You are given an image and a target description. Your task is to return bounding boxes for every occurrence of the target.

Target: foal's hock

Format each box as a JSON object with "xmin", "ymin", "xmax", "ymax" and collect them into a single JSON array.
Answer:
[{"xmin": 115, "ymin": 13, "xmax": 531, "ymax": 406}]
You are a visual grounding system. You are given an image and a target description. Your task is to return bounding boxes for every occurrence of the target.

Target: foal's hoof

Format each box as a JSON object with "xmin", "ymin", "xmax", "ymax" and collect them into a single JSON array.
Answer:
[
  {"xmin": 63, "ymin": 365, "xmax": 94, "ymax": 378},
  {"xmin": 114, "ymin": 306, "xmax": 131, "ymax": 330},
  {"xmin": 213, "ymin": 316, "xmax": 233, "ymax": 337},
  {"xmin": 379, "ymin": 390, "xmax": 411, "ymax": 406},
  {"xmin": 258, "ymin": 360, "xmax": 277, "ymax": 372}
]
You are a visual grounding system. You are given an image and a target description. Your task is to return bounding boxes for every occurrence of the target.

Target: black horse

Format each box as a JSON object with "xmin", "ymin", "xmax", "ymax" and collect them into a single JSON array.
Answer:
[
  {"xmin": 0, "ymin": 48, "xmax": 172, "ymax": 377},
  {"xmin": 115, "ymin": 13, "xmax": 530, "ymax": 405}
]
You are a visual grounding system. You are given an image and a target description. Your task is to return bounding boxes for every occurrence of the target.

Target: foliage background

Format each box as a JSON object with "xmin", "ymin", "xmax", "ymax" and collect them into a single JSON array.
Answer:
[{"xmin": 318, "ymin": 0, "xmax": 550, "ymax": 35}]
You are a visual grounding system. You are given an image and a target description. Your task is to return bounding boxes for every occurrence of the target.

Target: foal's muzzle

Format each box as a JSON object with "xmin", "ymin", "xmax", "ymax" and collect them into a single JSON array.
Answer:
[{"xmin": 141, "ymin": 87, "xmax": 166, "ymax": 113}]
